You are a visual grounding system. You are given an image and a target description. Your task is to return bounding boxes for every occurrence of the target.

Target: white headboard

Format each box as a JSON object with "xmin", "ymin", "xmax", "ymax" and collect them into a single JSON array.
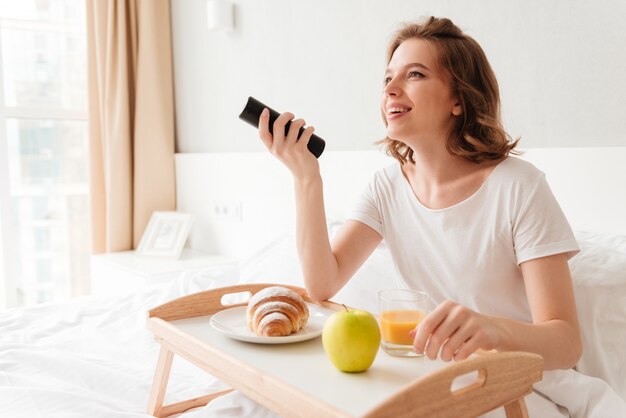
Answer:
[{"xmin": 176, "ymin": 147, "xmax": 626, "ymax": 258}]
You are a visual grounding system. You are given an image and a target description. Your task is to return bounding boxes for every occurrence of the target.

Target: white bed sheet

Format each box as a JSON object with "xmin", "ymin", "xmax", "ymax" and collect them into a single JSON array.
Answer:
[
  {"xmin": 569, "ymin": 231, "xmax": 626, "ymax": 403},
  {"xmin": 0, "ymin": 266, "xmax": 239, "ymax": 418},
  {"xmin": 1, "ymin": 232, "xmax": 626, "ymax": 418}
]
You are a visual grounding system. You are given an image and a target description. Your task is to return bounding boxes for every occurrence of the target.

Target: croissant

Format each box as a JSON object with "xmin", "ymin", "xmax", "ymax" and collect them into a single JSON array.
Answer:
[{"xmin": 246, "ymin": 286, "xmax": 310, "ymax": 337}]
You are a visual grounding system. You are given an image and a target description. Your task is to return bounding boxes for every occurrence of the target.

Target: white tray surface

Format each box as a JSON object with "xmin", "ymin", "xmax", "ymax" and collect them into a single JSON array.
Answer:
[{"xmin": 171, "ymin": 308, "xmax": 455, "ymax": 416}]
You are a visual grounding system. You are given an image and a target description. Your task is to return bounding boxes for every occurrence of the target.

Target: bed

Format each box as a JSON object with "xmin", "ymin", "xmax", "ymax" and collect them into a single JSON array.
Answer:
[{"xmin": 1, "ymin": 148, "xmax": 625, "ymax": 417}]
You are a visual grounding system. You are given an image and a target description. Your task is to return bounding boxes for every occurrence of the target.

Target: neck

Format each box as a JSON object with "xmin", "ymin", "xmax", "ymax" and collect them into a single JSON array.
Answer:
[{"xmin": 403, "ymin": 140, "xmax": 475, "ymax": 186}]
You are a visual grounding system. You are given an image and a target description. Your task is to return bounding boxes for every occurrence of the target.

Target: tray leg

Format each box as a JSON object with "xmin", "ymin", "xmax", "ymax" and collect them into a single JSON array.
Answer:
[
  {"xmin": 159, "ymin": 388, "xmax": 235, "ymax": 417},
  {"xmin": 147, "ymin": 344, "xmax": 174, "ymax": 417},
  {"xmin": 504, "ymin": 397, "xmax": 529, "ymax": 418},
  {"xmin": 147, "ymin": 343, "xmax": 235, "ymax": 417}
]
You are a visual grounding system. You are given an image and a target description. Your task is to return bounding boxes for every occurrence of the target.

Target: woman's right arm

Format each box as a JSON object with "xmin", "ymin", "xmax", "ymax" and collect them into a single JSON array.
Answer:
[{"xmin": 258, "ymin": 109, "xmax": 382, "ymax": 301}]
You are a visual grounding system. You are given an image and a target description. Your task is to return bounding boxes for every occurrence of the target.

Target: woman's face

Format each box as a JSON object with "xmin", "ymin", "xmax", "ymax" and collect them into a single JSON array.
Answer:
[{"xmin": 381, "ymin": 38, "xmax": 461, "ymax": 146}]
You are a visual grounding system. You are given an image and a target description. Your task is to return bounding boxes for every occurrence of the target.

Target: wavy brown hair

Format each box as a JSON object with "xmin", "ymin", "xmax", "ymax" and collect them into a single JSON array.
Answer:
[{"xmin": 380, "ymin": 16, "xmax": 520, "ymax": 164}]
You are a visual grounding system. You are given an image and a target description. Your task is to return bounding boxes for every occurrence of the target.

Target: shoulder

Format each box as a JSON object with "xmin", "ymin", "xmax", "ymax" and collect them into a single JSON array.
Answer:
[
  {"xmin": 490, "ymin": 156, "xmax": 546, "ymax": 190},
  {"xmin": 370, "ymin": 162, "xmax": 403, "ymax": 187},
  {"xmin": 358, "ymin": 162, "xmax": 404, "ymax": 205}
]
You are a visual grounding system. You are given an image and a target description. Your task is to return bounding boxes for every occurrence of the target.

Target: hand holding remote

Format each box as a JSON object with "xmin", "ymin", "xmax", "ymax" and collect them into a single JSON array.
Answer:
[{"xmin": 239, "ymin": 96, "xmax": 325, "ymax": 158}]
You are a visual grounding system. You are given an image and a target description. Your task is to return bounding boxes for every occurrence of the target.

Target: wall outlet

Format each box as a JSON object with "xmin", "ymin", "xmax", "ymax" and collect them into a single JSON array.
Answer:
[{"xmin": 213, "ymin": 201, "xmax": 243, "ymax": 222}]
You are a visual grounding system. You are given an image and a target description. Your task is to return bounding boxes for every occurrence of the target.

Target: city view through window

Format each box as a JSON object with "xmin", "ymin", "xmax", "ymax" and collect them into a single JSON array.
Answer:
[{"xmin": 0, "ymin": 0, "xmax": 89, "ymax": 308}]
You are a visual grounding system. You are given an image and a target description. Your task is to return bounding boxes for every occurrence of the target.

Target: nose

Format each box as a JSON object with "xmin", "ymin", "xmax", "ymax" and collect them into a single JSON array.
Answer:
[{"xmin": 383, "ymin": 77, "xmax": 401, "ymax": 97}]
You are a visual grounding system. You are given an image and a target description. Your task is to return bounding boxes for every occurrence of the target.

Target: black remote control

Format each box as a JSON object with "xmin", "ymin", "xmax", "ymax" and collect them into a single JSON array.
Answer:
[{"xmin": 238, "ymin": 96, "xmax": 325, "ymax": 158}]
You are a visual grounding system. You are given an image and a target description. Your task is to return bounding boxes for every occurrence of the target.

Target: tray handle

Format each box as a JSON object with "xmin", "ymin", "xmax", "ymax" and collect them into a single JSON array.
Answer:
[
  {"xmin": 148, "ymin": 283, "xmax": 342, "ymax": 321},
  {"xmin": 362, "ymin": 351, "xmax": 543, "ymax": 418}
]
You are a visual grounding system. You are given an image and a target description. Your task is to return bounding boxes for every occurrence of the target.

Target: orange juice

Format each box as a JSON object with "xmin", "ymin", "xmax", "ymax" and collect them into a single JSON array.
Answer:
[{"xmin": 381, "ymin": 309, "xmax": 425, "ymax": 345}]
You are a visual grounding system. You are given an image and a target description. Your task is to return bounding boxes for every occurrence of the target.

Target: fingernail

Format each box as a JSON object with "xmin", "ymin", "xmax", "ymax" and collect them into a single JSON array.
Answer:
[{"xmin": 261, "ymin": 108, "xmax": 269, "ymax": 117}]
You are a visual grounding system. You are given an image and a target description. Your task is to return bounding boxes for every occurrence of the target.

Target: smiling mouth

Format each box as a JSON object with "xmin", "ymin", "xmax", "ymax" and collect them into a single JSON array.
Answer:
[{"xmin": 387, "ymin": 108, "xmax": 412, "ymax": 115}]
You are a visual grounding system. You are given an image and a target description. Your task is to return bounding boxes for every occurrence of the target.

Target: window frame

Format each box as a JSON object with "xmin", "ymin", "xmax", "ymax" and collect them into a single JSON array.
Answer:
[
  {"xmin": 0, "ymin": 8, "xmax": 88, "ymax": 309},
  {"xmin": 0, "ymin": 28, "xmax": 17, "ymax": 309}
]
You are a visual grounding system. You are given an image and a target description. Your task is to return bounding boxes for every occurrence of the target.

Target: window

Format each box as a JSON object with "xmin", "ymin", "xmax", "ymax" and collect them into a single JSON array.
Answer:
[{"xmin": 0, "ymin": 0, "xmax": 89, "ymax": 309}]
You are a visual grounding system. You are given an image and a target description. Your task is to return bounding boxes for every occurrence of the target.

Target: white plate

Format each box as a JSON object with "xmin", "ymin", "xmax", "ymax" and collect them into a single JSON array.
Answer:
[{"xmin": 210, "ymin": 303, "xmax": 332, "ymax": 344}]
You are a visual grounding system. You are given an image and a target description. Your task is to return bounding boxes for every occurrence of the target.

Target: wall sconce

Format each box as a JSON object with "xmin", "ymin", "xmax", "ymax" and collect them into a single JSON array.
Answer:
[{"xmin": 207, "ymin": 0, "xmax": 234, "ymax": 31}]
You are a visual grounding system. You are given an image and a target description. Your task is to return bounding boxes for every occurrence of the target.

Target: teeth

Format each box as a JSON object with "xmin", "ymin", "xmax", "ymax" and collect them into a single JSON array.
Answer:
[{"xmin": 389, "ymin": 107, "xmax": 410, "ymax": 114}]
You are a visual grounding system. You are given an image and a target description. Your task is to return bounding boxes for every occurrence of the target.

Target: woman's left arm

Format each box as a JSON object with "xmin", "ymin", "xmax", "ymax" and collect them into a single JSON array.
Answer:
[
  {"xmin": 506, "ymin": 252, "xmax": 582, "ymax": 369},
  {"xmin": 411, "ymin": 253, "xmax": 582, "ymax": 370}
]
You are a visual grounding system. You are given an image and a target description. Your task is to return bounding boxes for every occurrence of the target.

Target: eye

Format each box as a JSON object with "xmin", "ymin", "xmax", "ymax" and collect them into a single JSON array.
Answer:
[
  {"xmin": 383, "ymin": 76, "xmax": 392, "ymax": 85},
  {"xmin": 408, "ymin": 70, "xmax": 424, "ymax": 79}
]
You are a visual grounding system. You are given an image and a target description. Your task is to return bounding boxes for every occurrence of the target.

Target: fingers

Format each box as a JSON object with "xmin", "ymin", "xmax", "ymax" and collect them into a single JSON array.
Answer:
[
  {"xmin": 412, "ymin": 300, "xmax": 455, "ymax": 355},
  {"xmin": 440, "ymin": 324, "xmax": 473, "ymax": 361},
  {"xmin": 259, "ymin": 110, "xmax": 304, "ymax": 148},
  {"xmin": 412, "ymin": 301, "xmax": 490, "ymax": 361},
  {"xmin": 258, "ymin": 108, "xmax": 272, "ymax": 148},
  {"xmin": 425, "ymin": 320, "xmax": 460, "ymax": 360},
  {"xmin": 428, "ymin": 305, "xmax": 472, "ymax": 360},
  {"xmin": 286, "ymin": 118, "xmax": 306, "ymax": 143},
  {"xmin": 259, "ymin": 110, "xmax": 316, "ymax": 170},
  {"xmin": 273, "ymin": 112, "xmax": 295, "ymax": 141},
  {"xmin": 453, "ymin": 335, "xmax": 480, "ymax": 361},
  {"xmin": 259, "ymin": 110, "xmax": 295, "ymax": 149},
  {"xmin": 297, "ymin": 125, "xmax": 315, "ymax": 148}
]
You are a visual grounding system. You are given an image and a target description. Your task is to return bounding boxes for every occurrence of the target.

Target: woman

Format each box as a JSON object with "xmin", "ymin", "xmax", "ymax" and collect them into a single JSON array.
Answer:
[{"xmin": 258, "ymin": 16, "xmax": 623, "ymax": 417}]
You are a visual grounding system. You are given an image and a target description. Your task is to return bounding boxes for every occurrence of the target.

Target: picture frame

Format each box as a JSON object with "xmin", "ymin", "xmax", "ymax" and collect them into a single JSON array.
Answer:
[{"xmin": 137, "ymin": 211, "xmax": 193, "ymax": 259}]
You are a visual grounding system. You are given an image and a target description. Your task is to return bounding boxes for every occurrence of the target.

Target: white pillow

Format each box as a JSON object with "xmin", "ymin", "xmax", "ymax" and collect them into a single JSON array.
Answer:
[
  {"xmin": 237, "ymin": 229, "xmax": 401, "ymax": 314},
  {"xmin": 570, "ymin": 231, "xmax": 626, "ymax": 401},
  {"xmin": 575, "ymin": 230, "xmax": 626, "ymax": 254},
  {"xmin": 331, "ymin": 245, "xmax": 402, "ymax": 314},
  {"xmin": 237, "ymin": 230, "xmax": 305, "ymax": 287}
]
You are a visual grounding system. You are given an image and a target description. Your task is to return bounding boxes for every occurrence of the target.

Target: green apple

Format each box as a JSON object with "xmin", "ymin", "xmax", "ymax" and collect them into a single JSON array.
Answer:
[{"xmin": 322, "ymin": 306, "xmax": 381, "ymax": 372}]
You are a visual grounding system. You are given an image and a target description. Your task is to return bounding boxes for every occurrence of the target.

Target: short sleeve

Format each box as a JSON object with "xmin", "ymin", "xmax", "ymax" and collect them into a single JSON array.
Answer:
[
  {"xmin": 513, "ymin": 174, "xmax": 580, "ymax": 265},
  {"xmin": 348, "ymin": 175, "xmax": 384, "ymax": 237}
]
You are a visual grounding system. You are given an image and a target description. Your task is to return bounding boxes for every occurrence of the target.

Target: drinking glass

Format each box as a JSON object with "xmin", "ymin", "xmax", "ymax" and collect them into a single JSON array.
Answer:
[{"xmin": 379, "ymin": 289, "xmax": 430, "ymax": 357}]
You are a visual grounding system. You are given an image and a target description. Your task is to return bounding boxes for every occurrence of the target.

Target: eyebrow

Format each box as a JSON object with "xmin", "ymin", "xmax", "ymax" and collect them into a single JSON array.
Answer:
[{"xmin": 385, "ymin": 62, "xmax": 431, "ymax": 75}]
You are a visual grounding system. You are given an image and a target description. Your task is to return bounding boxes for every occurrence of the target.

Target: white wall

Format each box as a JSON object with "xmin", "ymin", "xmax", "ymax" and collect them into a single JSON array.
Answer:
[
  {"xmin": 171, "ymin": 0, "xmax": 626, "ymax": 153},
  {"xmin": 175, "ymin": 148, "xmax": 626, "ymax": 258}
]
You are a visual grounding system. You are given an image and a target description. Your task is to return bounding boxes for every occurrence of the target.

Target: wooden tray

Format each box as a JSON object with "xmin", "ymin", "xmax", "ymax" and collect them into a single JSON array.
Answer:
[{"xmin": 146, "ymin": 283, "xmax": 543, "ymax": 418}]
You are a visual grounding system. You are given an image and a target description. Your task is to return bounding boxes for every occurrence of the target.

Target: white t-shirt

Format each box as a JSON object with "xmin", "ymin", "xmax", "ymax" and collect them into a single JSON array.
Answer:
[{"xmin": 349, "ymin": 156, "xmax": 580, "ymax": 323}]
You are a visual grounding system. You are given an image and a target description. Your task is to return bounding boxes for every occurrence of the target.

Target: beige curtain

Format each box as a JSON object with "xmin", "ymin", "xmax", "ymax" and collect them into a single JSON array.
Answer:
[{"xmin": 87, "ymin": 0, "xmax": 176, "ymax": 254}]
